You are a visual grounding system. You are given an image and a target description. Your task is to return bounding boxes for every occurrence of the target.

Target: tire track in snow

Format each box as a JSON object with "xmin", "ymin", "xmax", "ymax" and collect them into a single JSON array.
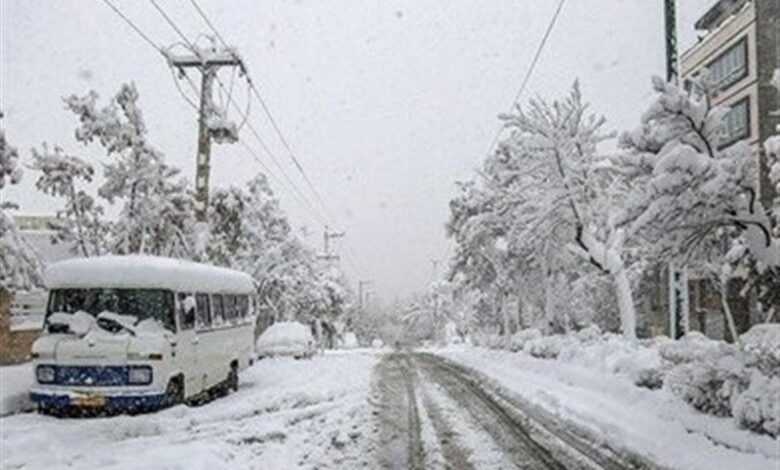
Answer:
[
  {"xmin": 418, "ymin": 353, "xmax": 660, "ymax": 470},
  {"xmin": 416, "ymin": 354, "xmax": 565, "ymax": 470}
]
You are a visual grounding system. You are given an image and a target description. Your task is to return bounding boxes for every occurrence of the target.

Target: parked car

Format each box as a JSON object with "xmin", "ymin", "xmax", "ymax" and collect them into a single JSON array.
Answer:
[{"xmin": 255, "ymin": 321, "xmax": 315, "ymax": 360}]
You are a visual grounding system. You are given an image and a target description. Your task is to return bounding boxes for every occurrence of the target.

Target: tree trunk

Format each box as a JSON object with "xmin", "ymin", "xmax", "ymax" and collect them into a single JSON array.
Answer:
[
  {"xmin": 580, "ymin": 229, "xmax": 637, "ymax": 339},
  {"xmin": 612, "ymin": 266, "xmax": 637, "ymax": 340},
  {"xmin": 719, "ymin": 278, "xmax": 740, "ymax": 345}
]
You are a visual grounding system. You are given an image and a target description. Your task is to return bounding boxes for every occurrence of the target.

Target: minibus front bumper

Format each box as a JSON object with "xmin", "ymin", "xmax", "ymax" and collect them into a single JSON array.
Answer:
[{"xmin": 30, "ymin": 389, "xmax": 168, "ymax": 411}]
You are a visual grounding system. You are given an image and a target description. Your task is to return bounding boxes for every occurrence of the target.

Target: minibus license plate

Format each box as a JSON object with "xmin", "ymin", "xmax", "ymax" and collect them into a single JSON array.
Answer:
[{"xmin": 73, "ymin": 393, "xmax": 105, "ymax": 407}]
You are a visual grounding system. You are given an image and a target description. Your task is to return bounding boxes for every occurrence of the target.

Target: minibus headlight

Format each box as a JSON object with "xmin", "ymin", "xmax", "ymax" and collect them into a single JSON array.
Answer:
[
  {"xmin": 127, "ymin": 366, "xmax": 153, "ymax": 385},
  {"xmin": 36, "ymin": 365, "xmax": 56, "ymax": 384}
]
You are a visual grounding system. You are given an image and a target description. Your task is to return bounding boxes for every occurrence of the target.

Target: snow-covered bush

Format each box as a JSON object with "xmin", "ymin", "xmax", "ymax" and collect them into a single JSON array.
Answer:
[
  {"xmin": 524, "ymin": 334, "xmax": 579, "ymax": 359},
  {"xmin": 657, "ymin": 331, "xmax": 730, "ymax": 365},
  {"xmin": 740, "ymin": 324, "xmax": 780, "ymax": 375},
  {"xmin": 732, "ymin": 370, "xmax": 779, "ymax": 436},
  {"xmin": 663, "ymin": 352, "xmax": 748, "ymax": 416},
  {"xmin": 557, "ymin": 332, "xmax": 667, "ymax": 388},
  {"xmin": 573, "ymin": 324, "xmax": 603, "ymax": 343},
  {"xmin": 509, "ymin": 328, "xmax": 542, "ymax": 352},
  {"xmin": 471, "ymin": 331, "xmax": 503, "ymax": 349}
]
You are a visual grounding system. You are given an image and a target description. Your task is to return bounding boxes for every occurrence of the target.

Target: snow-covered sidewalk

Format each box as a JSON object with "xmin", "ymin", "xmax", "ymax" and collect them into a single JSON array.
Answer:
[
  {"xmin": 436, "ymin": 346, "xmax": 779, "ymax": 470},
  {"xmin": 0, "ymin": 362, "xmax": 34, "ymax": 416},
  {"xmin": 0, "ymin": 351, "xmax": 380, "ymax": 470}
]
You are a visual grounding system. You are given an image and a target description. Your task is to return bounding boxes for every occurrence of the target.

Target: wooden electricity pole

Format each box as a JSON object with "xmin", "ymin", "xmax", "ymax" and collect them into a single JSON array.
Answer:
[{"xmin": 169, "ymin": 49, "xmax": 244, "ymax": 222}]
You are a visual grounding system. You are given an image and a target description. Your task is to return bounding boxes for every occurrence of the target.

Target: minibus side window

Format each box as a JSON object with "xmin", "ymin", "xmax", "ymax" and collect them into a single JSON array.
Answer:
[
  {"xmin": 212, "ymin": 294, "xmax": 225, "ymax": 327},
  {"xmin": 224, "ymin": 295, "xmax": 237, "ymax": 323},
  {"xmin": 237, "ymin": 295, "xmax": 249, "ymax": 320},
  {"xmin": 195, "ymin": 293, "xmax": 211, "ymax": 329},
  {"xmin": 177, "ymin": 293, "xmax": 195, "ymax": 331}
]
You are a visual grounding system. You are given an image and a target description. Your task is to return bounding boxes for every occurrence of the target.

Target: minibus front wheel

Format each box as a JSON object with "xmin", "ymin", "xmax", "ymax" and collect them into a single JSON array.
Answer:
[
  {"xmin": 228, "ymin": 362, "xmax": 239, "ymax": 392},
  {"xmin": 165, "ymin": 375, "xmax": 185, "ymax": 407}
]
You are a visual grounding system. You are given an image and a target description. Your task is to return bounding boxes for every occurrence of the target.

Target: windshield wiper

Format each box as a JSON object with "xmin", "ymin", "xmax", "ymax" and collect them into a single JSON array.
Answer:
[{"xmin": 96, "ymin": 316, "xmax": 137, "ymax": 336}]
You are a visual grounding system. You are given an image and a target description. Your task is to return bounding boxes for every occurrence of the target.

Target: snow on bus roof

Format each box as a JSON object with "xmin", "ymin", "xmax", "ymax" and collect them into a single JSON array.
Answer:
[{"xmin": 44, "ymin": 255, "xmax": 255, "ymax": 293}]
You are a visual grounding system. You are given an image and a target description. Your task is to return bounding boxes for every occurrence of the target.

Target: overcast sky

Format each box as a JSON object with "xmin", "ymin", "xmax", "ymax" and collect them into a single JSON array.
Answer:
[{"xmin": 2, "ymin": 0, "xmax": 714, "ymax": 300}]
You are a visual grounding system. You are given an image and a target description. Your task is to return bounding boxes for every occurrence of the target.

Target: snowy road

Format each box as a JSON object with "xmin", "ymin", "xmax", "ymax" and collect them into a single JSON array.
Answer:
[
  {"xmin": 375, "ymin": 352, "xmax": 657, "ymax": 470},
  {"xmin": 2, "ymin": 350, "xmax": 776, "ymax": 469}
]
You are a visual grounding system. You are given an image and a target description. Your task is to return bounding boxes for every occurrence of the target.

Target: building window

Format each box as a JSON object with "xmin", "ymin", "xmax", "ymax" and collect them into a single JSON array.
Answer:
[
  {"xmin": 721, "ymin": 97, "xmax": 750, "ymax": 146},
  {"xmin": 707, "ymin": 37, "xmax": 748, "ymax": 92}
]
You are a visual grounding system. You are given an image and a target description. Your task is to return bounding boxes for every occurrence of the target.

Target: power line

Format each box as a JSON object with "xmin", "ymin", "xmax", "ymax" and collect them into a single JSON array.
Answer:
[
  {"xmin": 185, "ymin": 0, "xmax": 367, "ymax": 279},
  {"xmin": 101, "ymin": 0, "xmax": 161, "ymax": 52},
  {"xmin": 146, "ymin": 0, "xmax": 333, "ymax": 228},
  {"xmin": 485, "ymin": 0, "xmax": 566, "ymax": 156},
  {"xmin": 187, "ymin": 0, "xmax": 337, "ymax": 221},
  {"xmin": 102, "ymin": 0, "xmax": 331, "ymax": 228}
]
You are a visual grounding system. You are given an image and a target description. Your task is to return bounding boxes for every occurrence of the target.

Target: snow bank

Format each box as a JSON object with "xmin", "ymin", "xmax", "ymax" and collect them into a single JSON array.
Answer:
[
  {"xmin": 0, "ymin": 363, "xmax": 33, "ymax": 416},
  {"xmin": 45, "ymin": 255, "xmax": 255, "ymax": 293},
  {"xmin": 481, "ymin": 324, "xmax": 780, "ymax": 437}
]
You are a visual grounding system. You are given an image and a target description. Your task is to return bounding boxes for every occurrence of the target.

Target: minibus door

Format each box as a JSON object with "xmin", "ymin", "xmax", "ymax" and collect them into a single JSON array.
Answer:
[{"xmin": 176, "ymin": 293, "xmax": 201, "ymax": 396}]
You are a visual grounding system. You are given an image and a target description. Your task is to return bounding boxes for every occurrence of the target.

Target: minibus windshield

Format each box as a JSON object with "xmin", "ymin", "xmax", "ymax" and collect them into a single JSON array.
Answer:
[{"xmin": 46, "ymin": 288, "xmax": 176, "ymax": 332}]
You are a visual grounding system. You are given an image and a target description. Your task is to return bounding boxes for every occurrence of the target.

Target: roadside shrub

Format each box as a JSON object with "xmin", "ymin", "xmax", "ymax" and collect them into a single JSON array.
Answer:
[
  {"xmin": 658, "ymin": 331, "xmax": 730, "ymax": 365},
  {"xmin": 732, "ymin": 370, "xmax": 779, "ymax": 436},
  {"xmin": 662, "ymin": 353, "xmax": 748, "ymax": 416},
  {"xmin": 740, "ymin": 324, "xmax": 780, "ymax": 376},
  {"xmin": 524, "ymin": 334, "xmax": 578, "ymax": 359},
  {"xmin": 509, "ymin": 328, "xmax": 542, "ymax": 352}
]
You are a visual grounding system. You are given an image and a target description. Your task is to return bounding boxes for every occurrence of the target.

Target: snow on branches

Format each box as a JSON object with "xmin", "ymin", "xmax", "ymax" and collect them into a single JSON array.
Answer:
[
  {"xmin": 64, "ymin": 83, "xmax": 196, "ymax": 257},
  {"xmin": 31, "ymin": 145, "xmax": 107, "ymax": 257},
  {"xmin": 0, "ymin": 115, "xmax": 43, "ymax": 291},
  {"xmin": 208, "ymin": 174, "xmax": 351, "ymax": 324},
  {"xmin": 617, "ymin": 76, "xmax": 777, "ymax": 267}
]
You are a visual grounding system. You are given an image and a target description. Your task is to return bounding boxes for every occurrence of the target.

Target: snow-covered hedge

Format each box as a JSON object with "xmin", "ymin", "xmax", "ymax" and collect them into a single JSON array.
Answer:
[
  {"xmin": 508, "ymin": 328, "xmax": 542, "ymax": 352},
  {"xmin": 493, "ymin": 324, "xmax": 780, "ymax": 436}
]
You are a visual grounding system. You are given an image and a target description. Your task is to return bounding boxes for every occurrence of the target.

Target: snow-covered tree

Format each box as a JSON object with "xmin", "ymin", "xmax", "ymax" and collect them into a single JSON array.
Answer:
[
  {"xmin": 208, "ymin": 173, "xmax": 352, "ymax": 329},
  {"xmin": 31, "ymin": 144, "xmax": 107, "ymax": 257},
  {"xmin": 1, "ymin": 115, "xmax": 43, "ymax": 292},
  {"xmin": 64, "ymin": 83, "xmax": 196, "ymax": 257},
  {"xmin": 492, "ymin": 82, "xmax": 637, "ymax": 338},
  {"xmin": 617, "ymin": 76, "xmax": 777, "ymax": 268}
]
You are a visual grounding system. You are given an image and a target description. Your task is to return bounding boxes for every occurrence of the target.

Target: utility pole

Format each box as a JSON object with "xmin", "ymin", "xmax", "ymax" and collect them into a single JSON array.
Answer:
[
  {"xmin": 358, "ymin": 280, "xmax": 373, "ymax": 312},
  {"xmin": 664, "ymin": 0, "xmax": 679, "ymax": 83},
  {"xmin": 168, "ymin": 43, "xmax": 244, "ymax": 222},
  {"xmin": 319, "ymin": 226, "xmax": 345, "ymax": 263},
  {"xmin": 664, "ymin": 0, "xmax": 687, "ymax": 339}
]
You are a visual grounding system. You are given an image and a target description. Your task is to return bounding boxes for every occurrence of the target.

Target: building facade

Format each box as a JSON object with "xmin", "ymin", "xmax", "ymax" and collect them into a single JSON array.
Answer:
[
  {"xmin": 676, "ymin": 0, "xmax": 779, "ymax": 340},
  {"xmin": 681, "ymin": 0, "xmax": 779, "ymax": 203}
]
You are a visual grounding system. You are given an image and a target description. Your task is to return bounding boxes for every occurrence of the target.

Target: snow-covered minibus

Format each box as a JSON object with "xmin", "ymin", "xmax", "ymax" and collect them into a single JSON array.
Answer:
[{"xmin": 30, "ymin": 255, "xmax": 256, "ymax": 414}]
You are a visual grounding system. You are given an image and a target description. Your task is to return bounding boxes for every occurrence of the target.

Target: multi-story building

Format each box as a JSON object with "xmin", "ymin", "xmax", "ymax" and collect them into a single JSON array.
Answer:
[
  {"xmin": 677, "ymin": 0, "xmax": 779, "ymax": 340},
  {"xmin": 681, "ymin": 0, "xmax": 778, "ymax": 203}
]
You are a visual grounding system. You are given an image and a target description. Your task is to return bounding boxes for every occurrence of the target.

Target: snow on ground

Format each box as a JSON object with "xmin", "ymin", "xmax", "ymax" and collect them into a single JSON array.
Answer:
[
  {"xmin": 436, "ymin": 346, "xmax": 779, "ymax": 470},
  {"xmin": 0, "ymin": 362, "xmax": 34, "ymax": 416},
  {"xmin": 0, "ymin": 351, "xmax": 380, "ymax": 470}
]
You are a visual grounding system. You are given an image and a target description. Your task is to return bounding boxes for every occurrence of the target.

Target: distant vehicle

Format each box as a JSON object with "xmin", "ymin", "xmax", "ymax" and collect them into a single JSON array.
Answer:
[
  {"xmin": 256, "ymin": 321, "xmax": 315, "ymax": 360},
  {"xmin": 30, "ymin": 255, "xmax": 257, "ymax": 415},
  {"xmin": 340, "ymin": 331, "xmax": 359, "ymax": 349}
]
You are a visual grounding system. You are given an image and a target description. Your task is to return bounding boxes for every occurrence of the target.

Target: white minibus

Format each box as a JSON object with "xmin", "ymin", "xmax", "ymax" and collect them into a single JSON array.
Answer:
[{"xmin": 30, "ymin": 255, "xmax": 256, "ymax": 414}]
